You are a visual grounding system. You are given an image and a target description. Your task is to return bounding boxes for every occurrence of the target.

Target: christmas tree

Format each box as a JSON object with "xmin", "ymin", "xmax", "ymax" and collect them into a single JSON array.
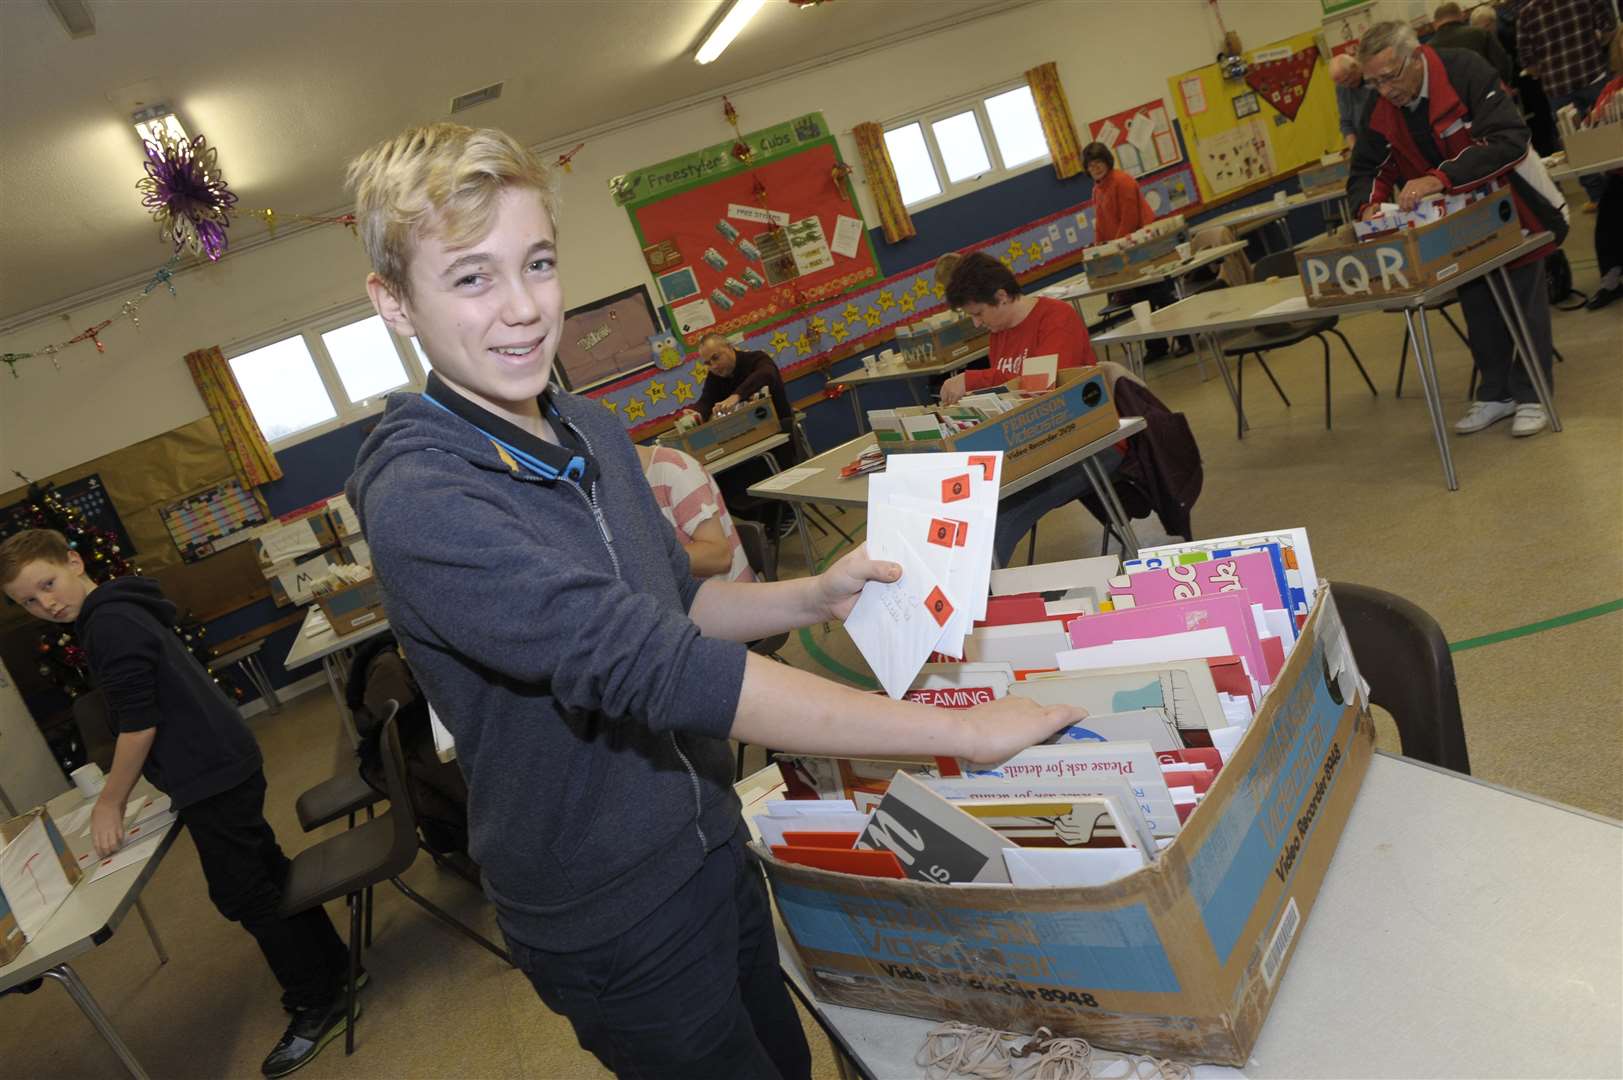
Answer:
[{"xmin": 10, "ymin": 482, "xmax": 242, "ymax": 769}]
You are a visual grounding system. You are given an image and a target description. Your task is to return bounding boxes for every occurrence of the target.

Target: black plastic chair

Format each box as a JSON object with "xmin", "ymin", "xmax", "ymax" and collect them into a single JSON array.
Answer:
[
  {"xmin": 278, "ymin": 705, "xmax": 511, "ymax": 1057},
  {"xmin": 1222, "ymin": 251, "xmax": 1377, "ymax": 436},
  {"xmin": 1329, "ymin": 582, "xmax": 1471, "ymax": 774},
  {"xmin": 732, "ymin": 519, "xmax": 788, "ymax": 780}
]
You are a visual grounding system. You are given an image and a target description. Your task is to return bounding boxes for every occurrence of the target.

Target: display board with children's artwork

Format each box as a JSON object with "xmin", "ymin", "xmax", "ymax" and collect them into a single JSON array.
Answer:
[
  {"xmin": 1087, "ymin": 100, "xmax": 1186, "ymax": 178},
  {"xmin": 553, "ymin": 285, "xmax": 662, "ymax": 392},
  {"xmin": 613, "ymin": 113, "xmax": 881, "ymax": 347},
  {"xmin": 1169, "ymin": 28, "xmax": 1342, "ymax": 202}
]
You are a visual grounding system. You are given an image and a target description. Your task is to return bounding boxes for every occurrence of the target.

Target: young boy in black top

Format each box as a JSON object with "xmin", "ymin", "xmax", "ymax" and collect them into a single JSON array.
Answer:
[{"xmin": 0, "ymin": 529, "xmax": 353, "ymax": 1078}]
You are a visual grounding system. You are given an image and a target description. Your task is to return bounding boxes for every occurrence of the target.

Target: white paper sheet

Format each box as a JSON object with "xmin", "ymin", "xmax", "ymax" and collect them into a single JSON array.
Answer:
[
  {"xmin": 1004, "ymin": 845, "xmax": 1147, "ymax": 887},
  {"xmin": 1056, "ymin": 627, "xmax": 1235, "ymax": 672},
  {"xmin": 845, "ymin": 532, "xmax": 956, "ymax": 699},
  {"xmin": 1254, "ymin": 295, "xmax": 1311, "ymax": 318},
  {"xmin": 751, "ymin": 466, "xmax": 821, "ymax": 492},
  {"xmin": 830, "ymin": 215, "xmax": 864, "ymax": 259}
]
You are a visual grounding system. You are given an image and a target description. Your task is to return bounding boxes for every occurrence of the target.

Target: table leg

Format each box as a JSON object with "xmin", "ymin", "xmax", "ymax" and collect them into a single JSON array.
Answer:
[
  {"xmin": 1204, "ymin": 331, "xmax": 1248, "ymax": 436},
  {"xmin": 322, "ymin": 654, "xmax": 359, "ymax": 746},
  {"xmin": 1405, "ymin": 308, "xmax": 1460, "ymax": 491},
  {"xmin": 905, "ymin": 379, "xmax": 924, "ymax": 407},
  {"xmin": 133, "ymin": 899, "xmax": 168, "ymax": 964},
  {"xmin": 246, "ymin": 654, "xmax": 282, "ymax": 712},
  {"xmin": 1082, "ymin": 456, "xmax": 1141, "ymax": 559},
  {"xmin": 848, "ymin": 385, "xmax": 864, "ymax": 434},
  {"xmin": 759, "ymin": 453, "xmax": 819, "ymax": 571},
  {"xmin": 41, "ymin": 965, "xmax": 151, "ymax": 1080},
  {"xmin": 1484, "ymin": 268, "xmax": 1564, "ymax": 433}
]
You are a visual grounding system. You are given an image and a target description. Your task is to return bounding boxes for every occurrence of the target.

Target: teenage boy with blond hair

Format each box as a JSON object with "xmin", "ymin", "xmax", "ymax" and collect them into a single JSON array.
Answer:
[
  {"xmin": 0, "ymin": 529, "xmax": 353, "ymax": 1077},
  {"xmin": 345, "ymin": 122, "xmax": 1081, "ymax": 1078}
]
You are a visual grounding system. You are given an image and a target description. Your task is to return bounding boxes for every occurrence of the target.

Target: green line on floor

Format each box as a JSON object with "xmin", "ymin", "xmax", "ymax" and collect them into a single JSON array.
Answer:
[
  {"xmin": 796, "ymin": 523, "xmax": 878, "ymax": 689},
  {"xmin": 1449, "ymin": 598, "xmax": 1623, "ymax": 653}
]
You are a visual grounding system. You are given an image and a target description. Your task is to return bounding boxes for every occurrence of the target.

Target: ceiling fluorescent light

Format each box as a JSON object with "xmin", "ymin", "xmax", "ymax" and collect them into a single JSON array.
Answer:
[
  {"xmin": 48, "ymin": 0, "xmax": 96, "ymax": 38},
  {"xmin": 695, "ymin": 0, "xmax": 767, "ymax": 65},
  {"xmin": 131, "ymin": 105, "xmax": 189, "ymax": 146}
]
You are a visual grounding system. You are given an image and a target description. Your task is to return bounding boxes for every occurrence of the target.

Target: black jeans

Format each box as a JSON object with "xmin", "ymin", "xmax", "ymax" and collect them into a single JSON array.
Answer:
[
  {"xmin": 504, "ymin": 825, "xmax": 811, "ymax": 1080},
  {"xmin": 1596, "ymin": 173, "xmax": 1623, "ymax": 278},
  {"xmin": 1456, "ymin": 258, "xmax": 1554, "ymax": 405},
  {"xmin": 179, "ymin": 770, "xmax": 348, "ymax": 1010}
]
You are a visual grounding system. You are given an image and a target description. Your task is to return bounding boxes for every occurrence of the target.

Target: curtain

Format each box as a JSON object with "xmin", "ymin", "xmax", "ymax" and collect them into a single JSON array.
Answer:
[
  {"xmin": 852, "ymin": 122, "xmax": 916, "ymax": 243},
  {"xmin": 184, "ymin": 345, "xmax": 283, "ymax": 487},
  {"xmin": 1026, "ymin": 62, "xmax": 1085, "ymax": 180}
]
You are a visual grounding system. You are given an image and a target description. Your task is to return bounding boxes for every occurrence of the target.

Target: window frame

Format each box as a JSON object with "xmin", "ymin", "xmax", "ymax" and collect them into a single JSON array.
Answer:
[
  {"xmin": 225, "ymin": 298, "xmax": 430, "ymax": 451},
  {"xmin": 881, "ymin": 79, "xmax": 1053, "ymax": 214}
]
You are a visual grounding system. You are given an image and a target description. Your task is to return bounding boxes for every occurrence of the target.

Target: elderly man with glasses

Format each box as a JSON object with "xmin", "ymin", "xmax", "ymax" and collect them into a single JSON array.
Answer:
[{"xmin": 1348, "ymin": 20, "xmax": 1571, "ymax": 439}]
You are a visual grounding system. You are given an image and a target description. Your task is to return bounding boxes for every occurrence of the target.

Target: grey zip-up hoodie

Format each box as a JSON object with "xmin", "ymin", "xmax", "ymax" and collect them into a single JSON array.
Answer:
[{"xmin": 347, "ymin": 383, "xmax": 749, "ymax": 951}]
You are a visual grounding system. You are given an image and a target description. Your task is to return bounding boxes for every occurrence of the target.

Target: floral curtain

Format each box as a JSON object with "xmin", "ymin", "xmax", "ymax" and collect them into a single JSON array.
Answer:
[
  {"xmin": 852, "ymin": 122, "xmax": 916, "ymax": 243},
  {"xmin": 1026, "ymin": 62, "xmax": 1085, "ymax": 180},
  {"xmin": 184, "ymin": 345, "xmax": 283, "ymax": 487}
]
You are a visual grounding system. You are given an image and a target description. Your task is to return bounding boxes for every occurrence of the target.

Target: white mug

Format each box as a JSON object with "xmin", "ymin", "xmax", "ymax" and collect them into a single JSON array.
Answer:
[
  {"xmin": 70, "ymin": 763, "xmax": 105, "ymax": 798},
  {"xmin": 1176, "ymin": 242, "xmax": 1193, "ymax": 261},
  {"xmin": 1131, "ymin": 301, "xmax": 1154, "ymax": 329},
  {"xmin": 861, "ymin": 357, "xmax": 878, "ymax": 373},
  {"xmin": 1274, "ymin": 191, "xmax": 1289, "ymax": 205}
]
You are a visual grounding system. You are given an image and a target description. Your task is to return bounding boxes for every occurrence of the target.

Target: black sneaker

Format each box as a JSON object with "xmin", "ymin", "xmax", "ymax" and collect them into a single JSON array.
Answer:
[
  {"xmin": 281, "ymin": 968, "xmax": 369, "ymax": 1014},
  {"xmin": 261, "ymin": 997, "xmax": 360, "ymax": 1077}
]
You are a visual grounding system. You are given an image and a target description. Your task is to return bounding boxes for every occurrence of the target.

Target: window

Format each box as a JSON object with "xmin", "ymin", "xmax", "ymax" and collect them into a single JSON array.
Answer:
[
  {"xmin": 883, "ymin": 122, "xmax": 942, "ymax": 206},
  {"xmin": 228, "ymin": 304, "xmax": 429, "ymax": 448},
  {"xmin": 321, "ymin": 315, "xmax": 411, "ymax": 403},
  {"xmin": 983, "ymin": 86, "xmax": 1049, "ymax": 169},
  {"xmin": 229, "ymin": 336, "xmax": 338, "ymax": 443},
  {"xmin": 881, "ymin": 79, "xmax": 1052, "ymax": 210},
  {"xmin": 931, "ymin": 111, "xmax": 992, "ymax": 183}
]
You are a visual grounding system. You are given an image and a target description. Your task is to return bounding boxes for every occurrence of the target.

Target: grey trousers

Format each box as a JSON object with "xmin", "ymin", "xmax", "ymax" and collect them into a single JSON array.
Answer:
[{"xmin": 1456, "ymin": 257, "xmax": 1554, "ymax": 405}]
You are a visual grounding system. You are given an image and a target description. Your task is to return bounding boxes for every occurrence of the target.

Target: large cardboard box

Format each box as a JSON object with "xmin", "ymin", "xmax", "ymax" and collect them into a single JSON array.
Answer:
[
  {"xmin": 1084, "ymin": 226, "xmax": 1191, "ymax": 290},
  {"xmin": 884, "ymin": 369, "xmax": 1120, "ymax": 485},
  {"xmin": 314, "ymin": 577, "xmax": 387, "ymax": 636},
  {"xmin": 757, "ymin": 589, "xmax": 1375, "ymax": 1065},
  {"xmin": 1559, "ymin": 122, "xmax": 1623, "ymax": 171},
  {"xmin": 657, "ymin": 398, "xmax": 781, "ymax": 466},
  {"xmin": 1297, "ymin": 157, "xmax": 1350, "ymax": 196},
  {"xmin": 1295, "ymin": 191, "xmax": 1521, "ymax": 307},
  {"xmin": 0, "ymin": 807, "xmax": 83, "ymax": 964}
]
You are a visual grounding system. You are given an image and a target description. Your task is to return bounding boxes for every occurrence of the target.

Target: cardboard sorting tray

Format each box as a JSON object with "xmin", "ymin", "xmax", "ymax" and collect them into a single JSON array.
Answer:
[
  {"xmin": 1295, "ymin": 191, "xmax": 1522, "ymax": 307},
  {"xmin": 882, "ymin": 369, "xmax": 1120, "ymax": 485},
  {"xmin": 0, "ymin": 807, "xmax": 83, "ymax": 964},
  {"xmin": 1297, "ymin": 157, "xmax": 1350, "ymax": 195},
  {"xmin": 896, "ymin": 317, "xmax": 991, "ymax": 366},
  {"xmin": 1084, "ymin": 227, "xmax": 1191, "ymax": 290},
  {"xmin": 1558, "ymin": 122, "xmax": 1622, "ymax": 171},
  {"xmin": 314, "ymin": 577, "xmax": 387, "ymax": 635},
  {"xmin": 656, "ymin": 397, "xmax": 781, "ymax": 465},
  {"xmin": 755, "ymin": 588, "xmax": 1376, "ymax": 1066}
]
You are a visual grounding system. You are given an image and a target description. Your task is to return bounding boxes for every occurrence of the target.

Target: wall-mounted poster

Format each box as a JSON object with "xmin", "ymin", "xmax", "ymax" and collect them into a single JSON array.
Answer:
[
  {"xmin": 1088, "ymin": 100, "xmax": 1186, "ymax": 179},
  {"xmin": 553, "ymin": 285, "xmax": 663, "ymax": 392},
  {"xmin": 613, "ymin": 113, "xmax": 881, "ymax": 346}
]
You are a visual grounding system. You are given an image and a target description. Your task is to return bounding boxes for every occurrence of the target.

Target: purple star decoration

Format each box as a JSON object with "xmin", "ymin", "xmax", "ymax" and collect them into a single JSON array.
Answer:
[{"xmin": 136, "ymin": 135, "xmax": 237, "ymax": 261}]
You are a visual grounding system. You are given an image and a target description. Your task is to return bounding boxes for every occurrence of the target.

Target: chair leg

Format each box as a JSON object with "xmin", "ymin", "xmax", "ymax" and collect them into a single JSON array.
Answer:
[
  {"xmin": 1553, "ymin": 347, "xmax": 1565, "ymax": 364},
  {"xmin": 1394, "ymin": 322, "xmax": 1411, "ymax": 398},
  {"xmin": 389, "ymin": 877, "xmax": 513, "ymax": 966},
  {"xmin": 1329, "ymin": 327, "xmax": 1377, "ymax": 396},
  {"xmin": 363, "ymin": 885, "xmax": 374, "ymax": 950},
  {"xmin": 1025, "ymin": 523, "xmax": 1038, "ymax": 566},
  {"xmin": 1438, "ymin": 306, "xmax": 1470, "ymax": 350},
  {"xmin": 346, "ymin": 891, "xmax": 361, "ymax": 1055},
  {"xmin": 1319, "ymin": 335, "xmax": 1333, "ymax": 429},
  {"xmin": 735, "ymin": 741, "xmax": 749, "ymax": 782},
  {"xmin": 1254, "ymin": 354, "xmax": 1291, "ymax": 406}
]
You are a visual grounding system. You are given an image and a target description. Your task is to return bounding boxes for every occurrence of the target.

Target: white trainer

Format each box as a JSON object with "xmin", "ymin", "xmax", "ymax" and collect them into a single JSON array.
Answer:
[
  {"xmin": 1454, "ymin": 400, "xmax": 1516, "ymax": 434},
  {"xmin": 1511, "ymin": 403, "xmax": 1548, "ymax": 437}
]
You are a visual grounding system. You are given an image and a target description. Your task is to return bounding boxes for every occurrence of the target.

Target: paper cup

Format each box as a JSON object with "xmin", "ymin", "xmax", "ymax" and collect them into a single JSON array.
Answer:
[
  {"xmin": 71, "ymin": 763, "xmax": 105, "ymax": 798},
  {"xmin": 1131, "ymin": 301, "xmax": 1154, "ymax": 329},
  {"xmin": 1176, "ymin": 242, "xmax": 1193, "ymax": 261},
  {"xmin": 861, "ymin": 357, "xmax": 878, "ymax": 373},
  {"xmin": 1274, "ymin": 191, "xmax": 1289, "ymax": 205}
]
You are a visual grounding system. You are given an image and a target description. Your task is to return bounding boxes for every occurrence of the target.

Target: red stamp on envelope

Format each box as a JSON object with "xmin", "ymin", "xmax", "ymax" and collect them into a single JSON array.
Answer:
[
  {"xmin": 924, "ymin": 587, "xmax": 954, "ymax": 627},
  {"xmin": 967, "ymin": 454, "xmax": 996, "ymax": 482},
  {"xmin": 927, "ymin": 518, "xmax": 955, "ymax": 548},
  {"xmin": 941, "ymin": 474, "xmax": 970, "ymax": 502}
]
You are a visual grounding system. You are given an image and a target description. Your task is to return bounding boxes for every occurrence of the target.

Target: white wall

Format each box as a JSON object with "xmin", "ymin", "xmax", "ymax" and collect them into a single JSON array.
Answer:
[{"xmin": 0, "ymin": 0, "xmax": 1330, "ymax": 482}]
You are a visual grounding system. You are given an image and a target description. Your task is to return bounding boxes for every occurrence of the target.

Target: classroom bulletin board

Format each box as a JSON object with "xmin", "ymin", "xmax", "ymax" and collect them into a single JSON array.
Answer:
[
  {"xmin": 1169, "ymin": 28, "xmax": 1343, "ymax": 201},
  {"xmin": 612, "ymin": 113, "xmax": 881, "ymax": 347},
  {"xmin": 1088, "ymin": 99, "xmax": 1186, "ymax": 179}
]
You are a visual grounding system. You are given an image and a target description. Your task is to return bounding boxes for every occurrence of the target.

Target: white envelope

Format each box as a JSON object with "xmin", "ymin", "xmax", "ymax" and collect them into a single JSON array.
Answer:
[
  {"xmin": 845, "ymin": 531, "xmax": 959, "ymax": 699},
  {"xmin": 1003, "ymin": 845, "xmax": 1147, "ymax": 887}
]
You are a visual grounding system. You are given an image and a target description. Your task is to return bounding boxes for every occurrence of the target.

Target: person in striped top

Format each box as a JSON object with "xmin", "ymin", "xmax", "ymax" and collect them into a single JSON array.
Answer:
[{"xmin": 637, "ymin": 443, "xmax": 756, "ymax": 582}]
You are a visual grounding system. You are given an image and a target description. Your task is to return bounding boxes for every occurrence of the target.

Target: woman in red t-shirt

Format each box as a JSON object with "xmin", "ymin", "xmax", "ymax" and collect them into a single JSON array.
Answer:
[
  {"xmin": 937, "ymin": 253, "xmax": 1124, "ymax": 567},
  {"xmin": 938, "ymin": 253, "xmax": 1098, "ymax": 404}
]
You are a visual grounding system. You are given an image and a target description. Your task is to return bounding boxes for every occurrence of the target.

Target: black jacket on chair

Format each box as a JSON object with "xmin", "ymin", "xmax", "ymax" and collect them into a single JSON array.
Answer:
[{"xmin": 1080, "ymin": 378, "xmax": 1203, "ymax": 541}]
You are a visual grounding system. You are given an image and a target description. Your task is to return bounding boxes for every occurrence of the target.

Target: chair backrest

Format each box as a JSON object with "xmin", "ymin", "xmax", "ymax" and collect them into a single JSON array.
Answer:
[
  {"xmin": 734, "ymin": 518, "xmax": 777, "ymax": 582},
  {"xmin": 377, "ymin": 702, "xmax": 426, "ymax": 877},
  {"xmin": 71, "ymin": 690, "xmax": 117, "ymax": 771},
  {"xmin": 1328, "ymin": 582, "xmax": 1471, "ymax": 774},
  {"xmin": 1251, "ymin": 250, "xmax": 1300, "ymax": 282}
]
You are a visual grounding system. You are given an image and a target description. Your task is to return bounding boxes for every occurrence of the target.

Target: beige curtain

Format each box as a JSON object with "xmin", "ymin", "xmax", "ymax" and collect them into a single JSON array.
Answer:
[
  {"xmin": 1026, "ymin": 62, "xmax": 1085, "ymax": 180},
  {"xmin": 852, "ymin": 122, "xmax": 916, "ymax": 243}
]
